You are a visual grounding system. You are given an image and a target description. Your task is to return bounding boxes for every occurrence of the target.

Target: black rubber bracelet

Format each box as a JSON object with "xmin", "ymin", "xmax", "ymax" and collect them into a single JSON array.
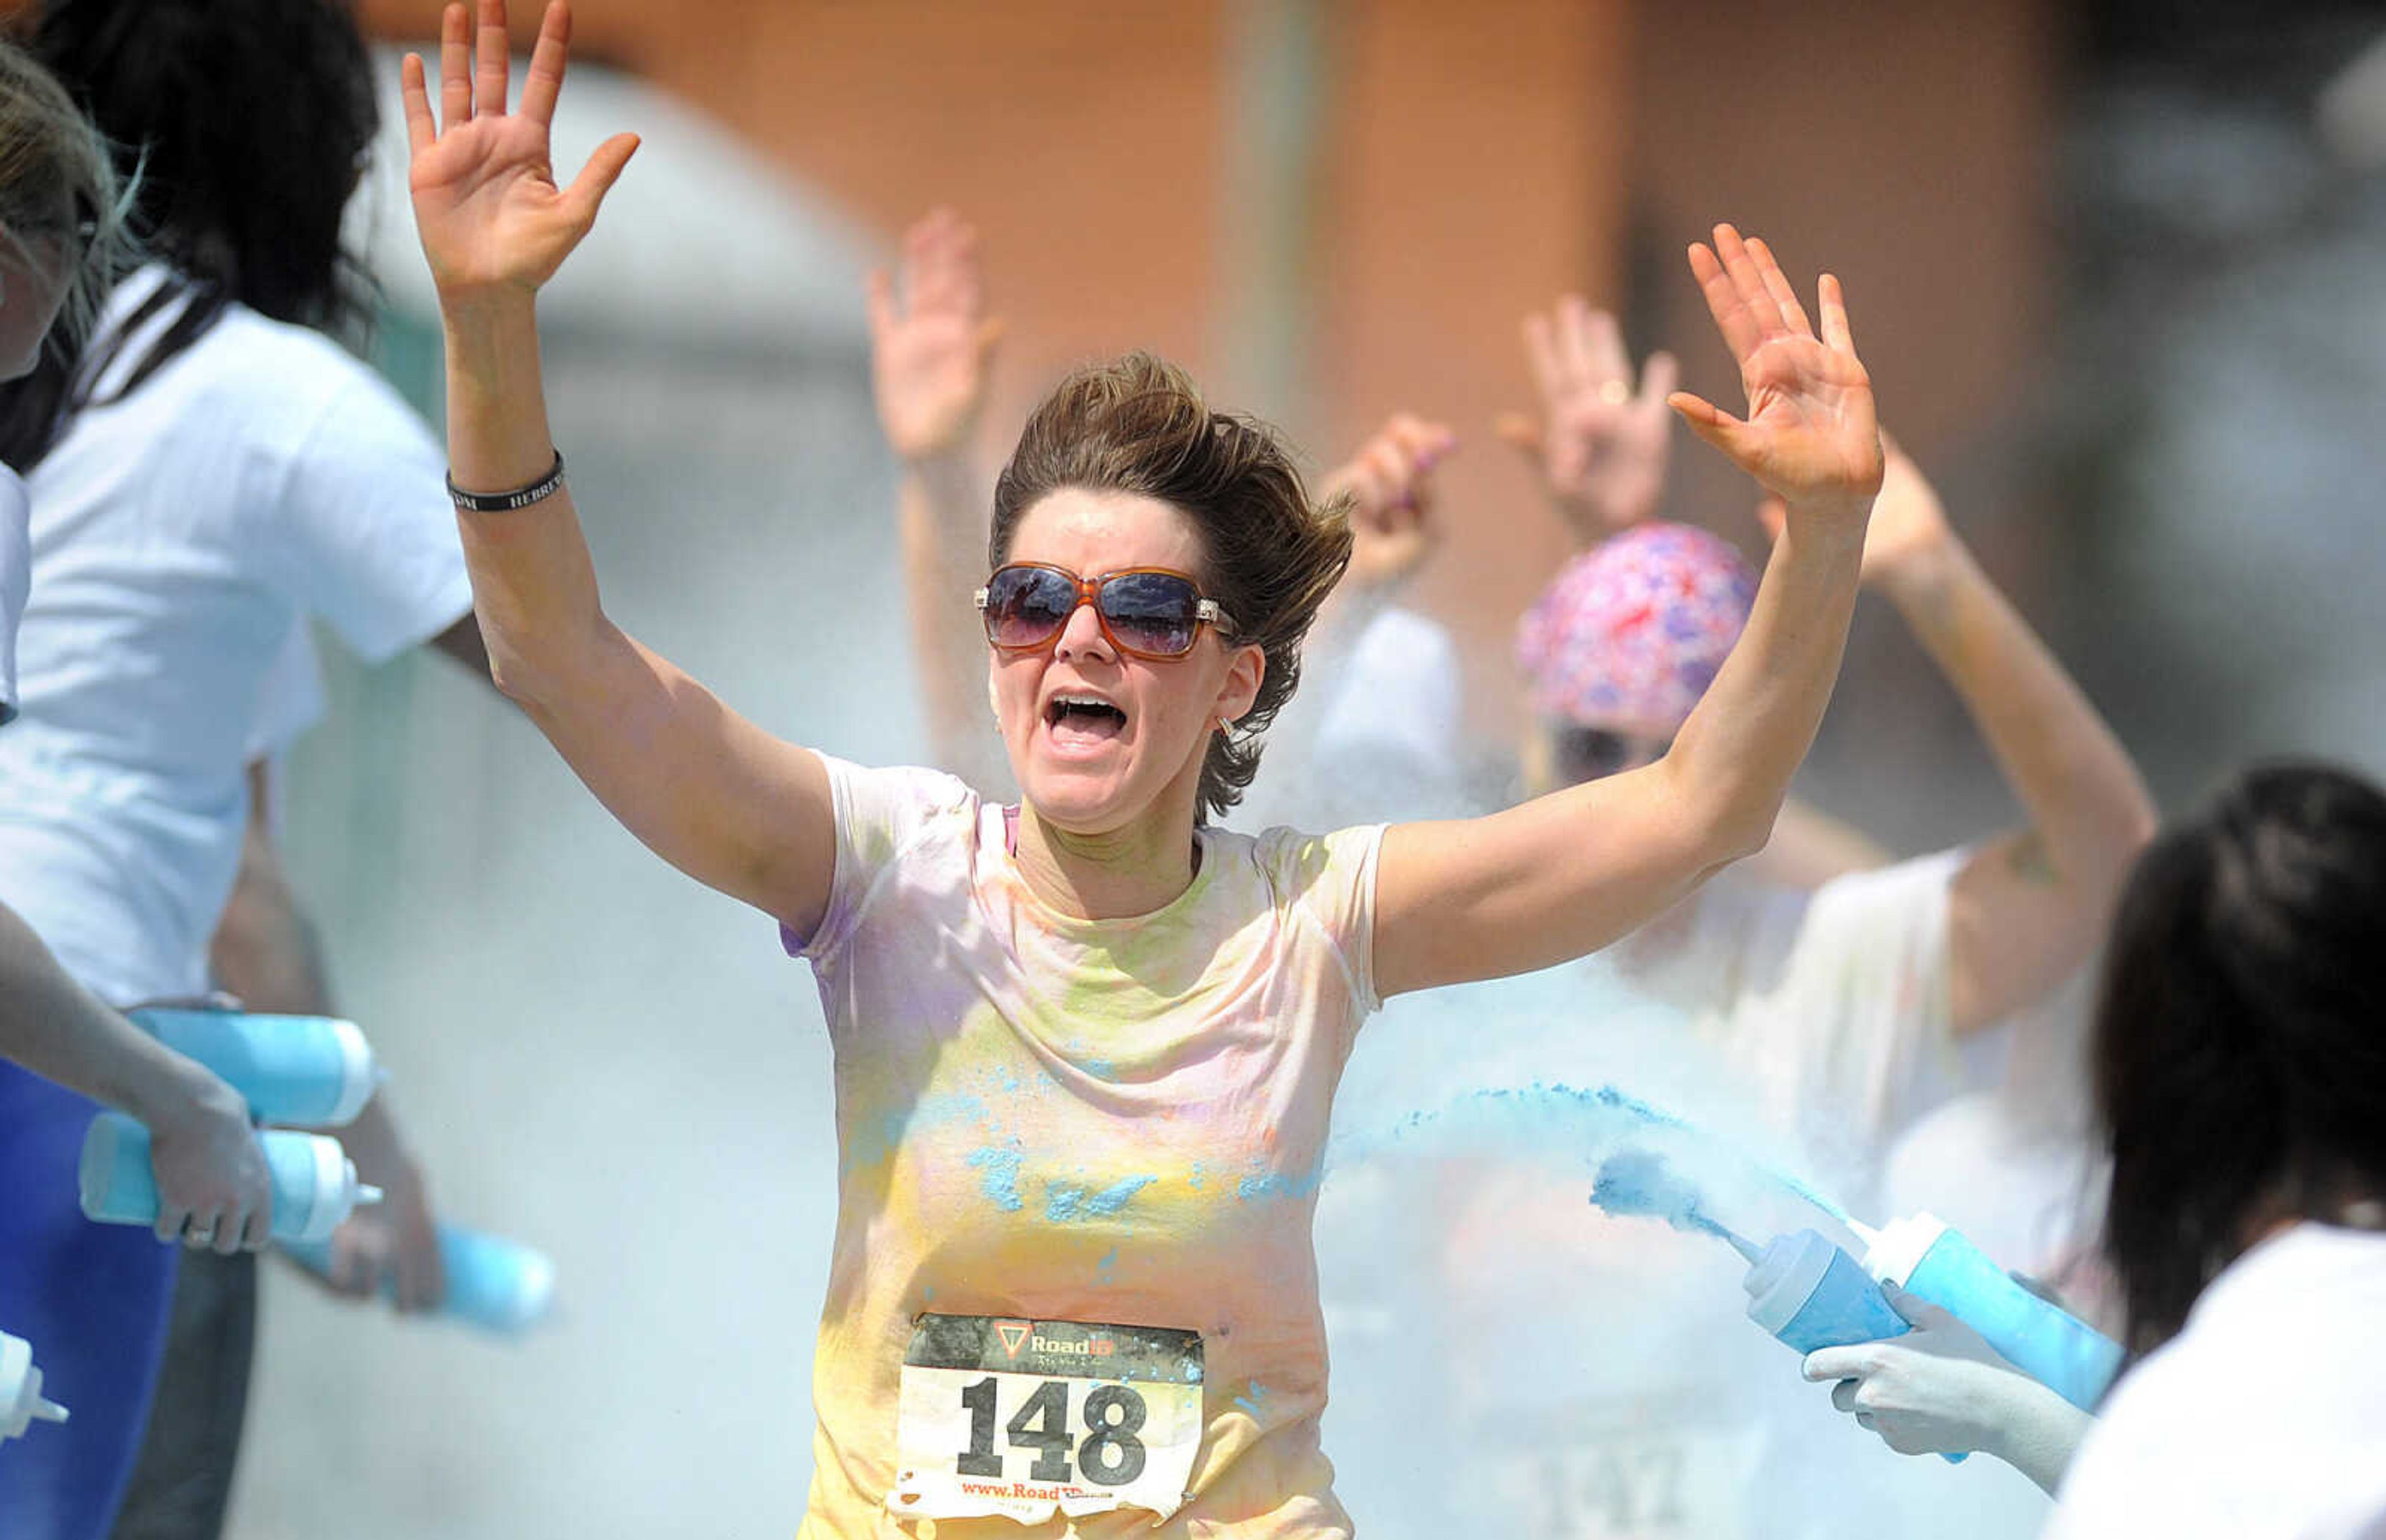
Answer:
[{"xmin": 447, "ymin": 450, "xmax": 565, "ymax": 513}]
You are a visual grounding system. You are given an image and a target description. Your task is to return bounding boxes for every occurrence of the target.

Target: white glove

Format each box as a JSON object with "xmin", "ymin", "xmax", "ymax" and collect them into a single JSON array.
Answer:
[{"xmin": 1801, "ymin": 1285, "xmax": 2095, "ymax": 1495}]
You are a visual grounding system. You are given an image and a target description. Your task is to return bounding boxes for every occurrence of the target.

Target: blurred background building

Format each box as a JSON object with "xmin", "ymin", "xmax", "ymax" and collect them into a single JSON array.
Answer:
[{"xmin": 9, "ymin": 0, "xmax": 2380, "ymax": 1534}]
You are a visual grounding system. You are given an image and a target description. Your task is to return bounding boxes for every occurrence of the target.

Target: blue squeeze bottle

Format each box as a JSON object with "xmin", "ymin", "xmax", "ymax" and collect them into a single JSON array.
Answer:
[
  {"xmin": 281, "ymin": 1224, "xmax": 557, "ymax": 1335},
  {"xmin": 1742, "ymin": 1228, "xmax": 1965, "ymax": 1464},
  {"xmin": 1853, "ymin": 1213, "xmax": 2122, "ymax": 1410},
  {"xmin": 77, "ymin": 1111, "xmax": 381, "ymax": 1244},
  {"xmin": 129, "ymin": 1007, "xmax": 379, "ymax": 1128},
  {"xmin": 1742, "ymin": 1228, "xmax": 1911, "ymax": 1352}
]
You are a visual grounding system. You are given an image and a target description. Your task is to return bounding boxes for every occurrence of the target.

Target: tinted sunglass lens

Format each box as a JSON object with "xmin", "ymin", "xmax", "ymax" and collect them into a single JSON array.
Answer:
[
  {"xmin": 985, "ymin": 567, "xmax": 1075, "ymax": 647},
  {"xmin": 1099, "ymin": 573, "xmax": 1201, "ymax": 655}
]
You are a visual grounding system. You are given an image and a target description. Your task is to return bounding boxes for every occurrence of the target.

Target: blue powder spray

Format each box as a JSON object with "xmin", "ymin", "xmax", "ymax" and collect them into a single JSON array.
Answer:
[
  {"xmin": 1332, "ymin": 1078, "xmax": 1849, "ymax": 1236},
  {"xmin": 1588, "ymin": 1147, "xmax": 1764, "ymax": 1262}
]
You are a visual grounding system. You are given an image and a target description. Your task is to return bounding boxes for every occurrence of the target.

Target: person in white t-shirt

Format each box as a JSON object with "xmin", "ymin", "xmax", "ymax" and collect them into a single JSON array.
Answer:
[
  {"xmin": 1284, "ymin": 300, "xmax": 2154, "ymax": 1536},
  {"xmin": 1811, "ymin": 762, "xmax": 2386, "ymax": 1539},
  {"xmin": 0, "ymin": 35, "xmax": 278, "ymax": 1252},
  {"xmin": 0, "ymin": 6, "xmax": 489, "ymax": 1537},
  {"xmin": 0, "ymin": 34, "xmax": 296, "ymax": 1540}
]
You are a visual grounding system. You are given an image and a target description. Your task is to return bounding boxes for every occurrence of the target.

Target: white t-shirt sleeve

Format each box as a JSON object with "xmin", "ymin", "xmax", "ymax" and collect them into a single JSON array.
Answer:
[
  {"xmin": 0, "ymin": 466, "xmax": 27, "ymax": 725},
  {"xmin": 269, "ymin": 362, "xmax": 473, "ymax": 664},
  {"xmin": 790, "ymin": 754, "xmax": 978, "ymax": 965},
  {"xmin": 1259, "ymin": 823, "xmax": 1388, "ymax": 1023}
]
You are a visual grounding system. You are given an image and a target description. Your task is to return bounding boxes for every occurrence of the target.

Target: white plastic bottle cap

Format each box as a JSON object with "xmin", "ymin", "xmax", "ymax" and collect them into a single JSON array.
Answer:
[
  {"xmin": 286, "ymin": 1139, "xmax": 375, "ymax": 1245},
  {"xmin": 1859, "ymin": 1211, "xmax": 1949, "ymax": 1288},
  {"xmin": 323, "ymin": 1017, "xmax": 380, "ymax": 1128},
  {"xmin": 1742, "ymin": 1230, "xmax": 1836, "ymax": 1337},
  {"xmin": 0, "ymin": 1332, "xmax": 70, "ymax": 1441}
]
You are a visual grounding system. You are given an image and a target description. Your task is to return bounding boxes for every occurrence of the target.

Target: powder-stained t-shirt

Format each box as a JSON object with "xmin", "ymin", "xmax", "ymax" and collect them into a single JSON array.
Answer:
[{"xmin": 787, "ymin": 755, "xmax": 1385, "ymax": 1539}]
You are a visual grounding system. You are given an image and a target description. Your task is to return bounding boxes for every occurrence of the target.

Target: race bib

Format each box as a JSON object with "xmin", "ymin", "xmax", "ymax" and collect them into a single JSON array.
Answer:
[{"xmin": 890, "ymin": 1313, "xmax": 1206, "ymax": 1525}]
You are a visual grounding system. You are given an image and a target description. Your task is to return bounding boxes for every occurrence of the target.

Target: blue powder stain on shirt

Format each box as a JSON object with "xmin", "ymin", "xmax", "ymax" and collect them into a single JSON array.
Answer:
[
  {"xmin": 857, "ymin": 1093, "xmax": 991, "ymax": 1167},
  {"xmin": 1233, "ymin": 1381, "xmax": 1271, "ymax": 1419},
  {"xmin": 1044, "ymin": 1175, "xmax": 1156, "ymax": 1223},
  {"xmin": 1237, "ymin": 1163, "xmax": 1325, "ymax": 1202},
  {"xmin": 1187, "ymin": 1162, "xmax": 1205, "ymax": 1191},
  {"xmin": 1085, "ymin": 1058, "xmax": 1117, "ymax": 1082},
  {"xmin": 968, "ymin": 1143, "xmax": 1026, "ymax": 1211},
  {"xmin": 1095, "ymin": 1248, "xmax": 1118, "ymax": 1285}
]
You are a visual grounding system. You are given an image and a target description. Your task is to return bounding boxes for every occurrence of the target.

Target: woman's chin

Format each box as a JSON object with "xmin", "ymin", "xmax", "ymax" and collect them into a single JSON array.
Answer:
[{"xmin": 1018, "ymin": 762, "xmax": 1136, "ymax": 832}]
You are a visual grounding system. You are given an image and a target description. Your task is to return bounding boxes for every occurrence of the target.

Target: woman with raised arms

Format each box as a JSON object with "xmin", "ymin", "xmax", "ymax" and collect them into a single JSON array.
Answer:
[{"xmin": 402, "ymin": 3, "xmax": 1881, "ymax": 1533}]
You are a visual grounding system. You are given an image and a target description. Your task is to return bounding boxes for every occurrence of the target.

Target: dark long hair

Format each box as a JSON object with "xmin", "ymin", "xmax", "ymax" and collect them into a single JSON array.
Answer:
[
  {"xmin": 0, "ymin": 0, "xmax": 380, "ymax": 472},
  {"xmin": 2092, "ymin": 761, "xmax": 2386, "ymax": 1357},
  {"xmin": 989, "ymin": 352, "xmax": 1352, "ymax": 823}
]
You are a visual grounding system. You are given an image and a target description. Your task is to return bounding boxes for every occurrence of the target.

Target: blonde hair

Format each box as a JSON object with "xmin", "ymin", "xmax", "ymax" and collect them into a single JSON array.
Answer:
[{"xmin": 0, "ymin": 34, "xmax": 133, "ymax": 349}]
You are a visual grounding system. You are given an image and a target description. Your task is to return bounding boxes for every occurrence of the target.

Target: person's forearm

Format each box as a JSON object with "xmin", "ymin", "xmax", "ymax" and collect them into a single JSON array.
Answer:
[
  {"xmin": 899, "ymin": 449, "xmax": 1002, "ymax": 785},
  {"xmin": 1980, "ymin": 1373, "xmax": 2094, "ymax": 1496},
  {"xmin": 441, "ymin": 293, "xmax": 609, "ymax": 708},
  {"xmin": 1887, "ymin": 535, "xmax": 2156, "ymax": 897},
  {"xmin": 0, "ymin": 899, "xmax": 235, "ymax": 1129},
  {"xmin": 1663, "ymin": 513, "xmax": 1868, "ymax": 861},
  {"xmin": 211, "ymin": 822, "xmax": 336, "ymax": 1016}
]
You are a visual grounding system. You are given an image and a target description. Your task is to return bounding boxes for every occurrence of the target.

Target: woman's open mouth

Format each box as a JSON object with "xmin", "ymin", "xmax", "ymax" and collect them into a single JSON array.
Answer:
[{"xmin": 1044, "ymin": 692, "xmax": 1128, "ymax": 750}]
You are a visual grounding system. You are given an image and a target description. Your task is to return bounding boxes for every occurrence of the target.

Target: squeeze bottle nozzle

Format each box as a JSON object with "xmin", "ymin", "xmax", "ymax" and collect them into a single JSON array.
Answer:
[{"xmin": 1, "ymin": 1331, "xmax": 70, "ymax": 1441}]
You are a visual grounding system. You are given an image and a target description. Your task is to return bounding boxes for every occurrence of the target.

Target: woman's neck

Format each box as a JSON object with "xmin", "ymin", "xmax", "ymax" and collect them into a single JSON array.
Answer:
[{"xmin": 1012, "ymin": 800, "xmax": 1203, "ymax": 921}]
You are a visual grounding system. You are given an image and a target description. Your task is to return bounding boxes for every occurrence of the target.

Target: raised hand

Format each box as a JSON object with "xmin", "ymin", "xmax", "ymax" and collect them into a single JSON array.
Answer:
[
  {"xmin": 1317, "ymin": 413, "xmax": 1458, "ymax": 592},
  {"xmin": 870, "ymin": 209, "xmax": 1005, "ymax": 464},
  {"xmin": 1668, "ymin": 226, "xmax": 1882, "ymax": 522},
  {"xmin": 1494, "ymin": 296, "xmax": 1676, "ymax": 544},
  {"xmin": 401, "ymin": 0, "xmax": 639, "ymax": 299}
]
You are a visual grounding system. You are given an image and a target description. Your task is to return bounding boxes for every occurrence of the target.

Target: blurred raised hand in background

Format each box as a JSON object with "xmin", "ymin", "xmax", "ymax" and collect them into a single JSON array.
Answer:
[
  {"xmin": 871, "ymin": 208, "xmax": 1012, "ymax": 791},
  {"xmin": 1317, "ymin": 412, "xmax": 1458, "ymax": 598},
  {"xmin": 1496, "ymin": 295, "xmax": 1677, "ymax": 545},
  {"xmin": 869, "ymin": 207, "xmax": 1004, "ymax": 466}
]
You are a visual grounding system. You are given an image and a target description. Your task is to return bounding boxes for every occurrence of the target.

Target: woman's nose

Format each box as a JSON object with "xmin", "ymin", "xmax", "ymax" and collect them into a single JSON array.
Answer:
[{"xmin": 1053, "ymin": 596, "xmax": 1114, "ymax": 660}]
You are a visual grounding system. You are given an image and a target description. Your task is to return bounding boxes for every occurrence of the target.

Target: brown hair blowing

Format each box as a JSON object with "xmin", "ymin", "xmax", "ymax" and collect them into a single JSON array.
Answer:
[{"xmin": 989, "ymin": 352, "xmax": 1353, "ymax": 824}]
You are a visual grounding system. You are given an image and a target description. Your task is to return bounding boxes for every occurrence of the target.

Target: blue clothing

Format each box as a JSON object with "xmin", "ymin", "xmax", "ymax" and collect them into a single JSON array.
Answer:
[{"xmin": 0, "ymin": 1062, "xmax": 178, "ymax": 1538}]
